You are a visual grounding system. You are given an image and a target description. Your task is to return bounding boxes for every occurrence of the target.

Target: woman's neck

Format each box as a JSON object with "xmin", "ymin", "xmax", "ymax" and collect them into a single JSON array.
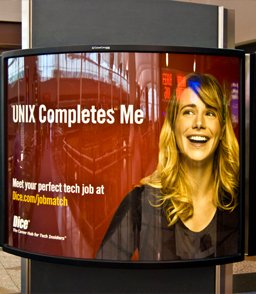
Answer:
[
  {"xmin": 180, "ymin": 158, "xmax": 217, "ymax": 232},
  {"xmin": 181, "ymin": 158, "xmax": 215, "ymax": 200}
]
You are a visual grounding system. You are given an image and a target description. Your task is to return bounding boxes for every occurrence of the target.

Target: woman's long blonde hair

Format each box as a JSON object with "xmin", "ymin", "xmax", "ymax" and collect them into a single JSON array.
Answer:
[{"xmin": 141, "ymin": 73, "xmax": 239, "ymax": 226}]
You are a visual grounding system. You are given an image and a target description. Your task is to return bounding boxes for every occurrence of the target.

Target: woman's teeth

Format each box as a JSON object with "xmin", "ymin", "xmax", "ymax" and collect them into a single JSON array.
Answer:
[{"xmin": 188, "ymin": 135, "xmax": 208, "ymax": 143}]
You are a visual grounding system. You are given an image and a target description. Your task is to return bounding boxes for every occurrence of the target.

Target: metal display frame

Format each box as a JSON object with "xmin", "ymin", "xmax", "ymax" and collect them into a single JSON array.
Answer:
[
  {"xmin": 1, "ymin": 44, "xmax": 245, "ymax": 269},
  {"xmin": 3, "ymin": 0, "xmax": 240, "ymax": 293}
]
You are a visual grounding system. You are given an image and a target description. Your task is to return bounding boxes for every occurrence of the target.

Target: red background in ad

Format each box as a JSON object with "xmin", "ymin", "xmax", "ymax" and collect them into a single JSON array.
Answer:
[{"xmin": 6, "ymin": 51, "xmax": 241, "ymax": 260}]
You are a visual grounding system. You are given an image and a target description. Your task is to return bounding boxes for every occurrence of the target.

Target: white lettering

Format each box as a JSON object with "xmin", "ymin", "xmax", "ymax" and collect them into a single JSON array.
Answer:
[
  {"xmin": 120, "ymin": 105, "xmax": 144, "ymax": 124},
  {"xmin": 11, "ymin": 105, "xmax": 36, "ymax": 123},
  {"xmin": 13, "ymin": 215, "xmax": 30, "ymax": 230}
]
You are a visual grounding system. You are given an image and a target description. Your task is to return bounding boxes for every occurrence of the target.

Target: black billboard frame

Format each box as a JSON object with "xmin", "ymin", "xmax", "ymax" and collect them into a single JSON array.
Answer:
[{"xmin": 1, "ymin": 44, "xmax": 245, "ymax": 268}]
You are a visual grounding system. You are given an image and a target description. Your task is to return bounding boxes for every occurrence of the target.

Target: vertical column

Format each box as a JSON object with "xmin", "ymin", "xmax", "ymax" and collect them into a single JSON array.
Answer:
[{"xmin": 21, "ymin": 0, "xmax": 32, "ymax": 49}]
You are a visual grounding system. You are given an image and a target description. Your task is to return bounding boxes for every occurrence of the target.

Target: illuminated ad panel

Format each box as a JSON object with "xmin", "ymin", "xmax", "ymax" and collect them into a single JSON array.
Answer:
[{"xmin": 2, "ymin": 46, "xmax": 244, "ymax": 265}]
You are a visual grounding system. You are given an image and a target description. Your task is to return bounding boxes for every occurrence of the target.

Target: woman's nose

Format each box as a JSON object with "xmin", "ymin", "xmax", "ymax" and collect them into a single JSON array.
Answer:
[{"xmin": 193, "ymin": 113, "xmax": 205, "ymax": 129}]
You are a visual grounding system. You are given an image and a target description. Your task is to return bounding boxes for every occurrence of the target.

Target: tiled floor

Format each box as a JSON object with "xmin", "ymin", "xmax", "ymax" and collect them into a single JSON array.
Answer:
[
  {"xmin": 234, "ymin": 256, "xmax": 256, "ymax": 274},
  {"xmin": 0, "ymin": 249, "xmax": 21, "ymax": 294},
  {"xmin": 0, "ymin": 248, "xmax": 256, "ymax": 294}
]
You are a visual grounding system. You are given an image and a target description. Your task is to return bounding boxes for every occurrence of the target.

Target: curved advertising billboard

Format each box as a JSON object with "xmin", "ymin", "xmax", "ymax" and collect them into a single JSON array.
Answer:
[{"xmin": 1, "ymin": 46, "xmax": 244, "ymax": 266}]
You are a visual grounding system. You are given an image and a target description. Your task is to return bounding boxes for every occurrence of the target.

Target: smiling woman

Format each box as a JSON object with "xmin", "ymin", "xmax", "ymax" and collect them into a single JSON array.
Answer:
[
  {"xmin": 96, "ymin": 73, "xmax": 240, "ymax": 261},
  {"xmin": 154, "ymin": 73, "xmax": 239, "ymax": 225}
]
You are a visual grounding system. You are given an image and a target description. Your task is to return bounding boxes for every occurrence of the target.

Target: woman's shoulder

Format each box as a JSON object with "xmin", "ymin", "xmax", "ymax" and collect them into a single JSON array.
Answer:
[
  {"xmin": 113, "ymin": 184, "xmax": 162, "ymax": 222},
  {"xmin": 216, "ymin": 205, "xmax": 240, "ymax": 228},
  {"xmin": 127, "ymin": 184, "xmax": 160, "ymax": 199}
]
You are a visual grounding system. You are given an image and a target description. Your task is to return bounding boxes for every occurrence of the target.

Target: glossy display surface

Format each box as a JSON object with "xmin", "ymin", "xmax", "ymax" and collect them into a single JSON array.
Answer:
[{"xmin": 4, "ymin": 47, "xmax": 243, "ymax": 264}]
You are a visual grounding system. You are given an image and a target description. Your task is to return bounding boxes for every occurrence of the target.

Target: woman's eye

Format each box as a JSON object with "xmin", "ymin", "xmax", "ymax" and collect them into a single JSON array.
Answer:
[
  {"xmin": 183, "ymin": 109, "xmax": 194, "ymax": 116},
  {"xmin": 206, "ymin": 110, "xmax": 217, "ymax": 117}
]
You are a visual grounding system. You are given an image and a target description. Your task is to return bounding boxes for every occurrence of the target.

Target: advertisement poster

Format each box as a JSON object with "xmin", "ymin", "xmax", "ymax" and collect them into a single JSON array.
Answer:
[{"xmin": 4, "ymin": 47, "xmax": 243, "ymax": 264}]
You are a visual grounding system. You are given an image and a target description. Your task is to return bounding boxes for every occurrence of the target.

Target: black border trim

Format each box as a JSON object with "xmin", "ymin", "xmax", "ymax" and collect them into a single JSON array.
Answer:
[
  {"xmin": 1, "ymin": 44, "xmax": 245, "ymax": 59},
  {"xmin": 3, "ymin": 245, "xmax": 244, "ymax": 269},
  {"xmin": 248, "ymin": 53, "xmax": 256, "ymax": 255},
  {"xmin": 240, "ymin": 53, "xmax": 246, "ymax": 258},
  {"xmin": 0, "ymin": 55, "xmax": 4, "ymax": 247},
  {"xmin": 1, "ymin": 45, "xmax": 245, "ymax": 267}
]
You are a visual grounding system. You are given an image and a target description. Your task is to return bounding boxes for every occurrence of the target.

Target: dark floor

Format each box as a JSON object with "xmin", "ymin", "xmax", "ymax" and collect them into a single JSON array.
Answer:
[{"xmin": 233, "ymin": 256, "xmax": 256, "ymax": 293}]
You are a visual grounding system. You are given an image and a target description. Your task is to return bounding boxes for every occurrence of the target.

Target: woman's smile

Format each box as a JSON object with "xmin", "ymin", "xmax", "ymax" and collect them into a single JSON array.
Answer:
[{"xmin": 187, "ymin": 135, "xmax": 209, "ymax": 144}]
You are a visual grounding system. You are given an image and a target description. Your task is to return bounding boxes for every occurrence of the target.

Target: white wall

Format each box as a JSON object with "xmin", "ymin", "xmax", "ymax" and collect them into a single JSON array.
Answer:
[
  {"xmin": 0, "ymin": 0, "xmax": 21, "ymax": 22},
  {"xmin": 175, "ymin": 0, "xmax": 256, "ymax": 45}
]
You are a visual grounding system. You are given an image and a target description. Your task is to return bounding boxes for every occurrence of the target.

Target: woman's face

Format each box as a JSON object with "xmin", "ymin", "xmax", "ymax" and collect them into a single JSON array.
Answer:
[{"xmin": 174, "ymin": 87, "xmax": 222, "ymax": 165}]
